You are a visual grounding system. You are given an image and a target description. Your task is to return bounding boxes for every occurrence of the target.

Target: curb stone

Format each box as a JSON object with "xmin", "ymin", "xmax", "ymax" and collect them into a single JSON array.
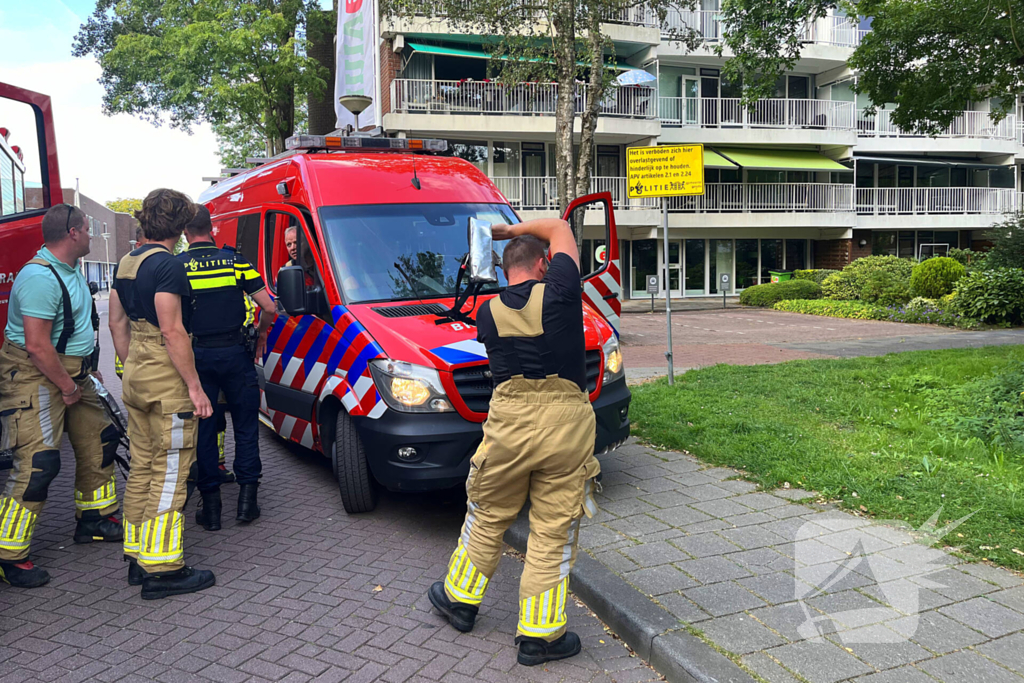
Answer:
[{"xmin": 505, "ymin": 513, "xmax": 755, "ymax": 683}]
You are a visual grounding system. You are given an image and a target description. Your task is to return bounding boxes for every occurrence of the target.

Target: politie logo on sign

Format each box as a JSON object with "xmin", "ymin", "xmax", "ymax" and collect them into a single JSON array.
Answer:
[{"xmin": 627, "ymin": 144, "xmax": 705, "ymax": 198}]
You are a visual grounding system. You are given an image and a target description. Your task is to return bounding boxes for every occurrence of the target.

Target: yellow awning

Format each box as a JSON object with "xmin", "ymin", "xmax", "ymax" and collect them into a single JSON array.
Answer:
[
  {"xmin": 704, "ymin": 149, "xmax": 737, "ymax": 169},
  {"xmin": 716, "ymin": 148, "xmax": 849, "ymax": 172}
]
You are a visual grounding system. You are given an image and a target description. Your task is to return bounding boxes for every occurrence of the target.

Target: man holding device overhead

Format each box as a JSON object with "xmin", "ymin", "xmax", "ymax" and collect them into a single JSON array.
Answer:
[{"xmin": 429, "ymin": 217, "xmax": 601, "ymax": 667}]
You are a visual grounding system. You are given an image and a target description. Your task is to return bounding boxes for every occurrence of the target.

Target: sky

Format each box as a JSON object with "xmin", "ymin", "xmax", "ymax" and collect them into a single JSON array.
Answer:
[{"xmin": 0, "ymin": 0, "xmax": 221, "ymax": 205}]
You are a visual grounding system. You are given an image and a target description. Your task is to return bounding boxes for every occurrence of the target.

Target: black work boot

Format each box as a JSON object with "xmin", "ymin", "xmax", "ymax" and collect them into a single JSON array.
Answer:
[
  {"xmin": 428, "ymin": 581, "xmax": 478, "ymax": 632},
  {"xmin": 140, "ymin": 566, "xmax": 216, "ymax": 600},
  {"xmin": 195, "ymin": 489, "xmax": 222, "ymax": 531},
  {"xmin": 236, "ymin": 483, "xmax": 260, "ymax": 523},
  {"xmin": 73, "ymin": 512, "xmax": 124, "ymax": 544},
  {"xmin": 127, "ymin": 559, "xmax": 144, "ymax": 586},
  {"xmin": 0, "ymin": 560, "xmax": 50, "ymax": 588},
  {"xmin": 516, "ymin": 632, "xmax": 582, "ymax": 667}
]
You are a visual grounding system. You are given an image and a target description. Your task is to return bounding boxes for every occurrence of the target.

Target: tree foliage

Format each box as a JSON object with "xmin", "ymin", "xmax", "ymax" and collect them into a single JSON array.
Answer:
[
  {"xmin": 73, "ymin": 0, "xmax": 329, "ymax": 156},
  {"xmin": 717, "ymin": 0, "xmax": 1024, "ymax": 131},
  {"xmin": 984, "ymin": 213, "xmax": 1024, "ymax": 270},
  {"xmin": 379, "ymin": 0, "xmax": 701, "ymax": 244},
  {"xmin": 105, "ymin": 198, "xmax": 143, "ymax": 214}
]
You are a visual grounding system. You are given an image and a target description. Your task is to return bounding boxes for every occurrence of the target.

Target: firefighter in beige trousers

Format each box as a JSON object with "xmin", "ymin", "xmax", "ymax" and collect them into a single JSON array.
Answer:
[
  {"xmin": 109, "ymin": 189, "xmax": 214, "ymax": 600},
  {"xmin": 430, "ymin": 217, "xmax": 601, "ymax": 667},
  {"xmin": 0, "ymin": 205, "xmax": 123, "ymax": 588}
]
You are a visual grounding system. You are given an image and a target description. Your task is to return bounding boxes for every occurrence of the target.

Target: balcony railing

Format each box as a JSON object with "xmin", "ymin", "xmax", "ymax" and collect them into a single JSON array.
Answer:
[
  {"xmin": 856, "ymin": 188, "xmax": 1017, "ymax": 215},
  {"xmin": 493, "ymin": 176, "xmax": 659, "ymax": 211},
  {"xmin": 857, "ymin": 110, "xmax": 1016, "ymax": 140},
  {"xmin": 391, "ymin": 79, "xmax": 657, "ymax": 119},
  {"xmin": 402, "ymin": 0, "xmax": 655, "ymax": 25},
  {"xmin": 668, "ymin": 183, "xmax": 854, "ymax": 212},
  {"xmin": 665, "ymin": 9, "xmax": 863, "ymax": 47},
  {"xmin": 659, "ymin": 97, "xmax": 855, "ymax": 130}
]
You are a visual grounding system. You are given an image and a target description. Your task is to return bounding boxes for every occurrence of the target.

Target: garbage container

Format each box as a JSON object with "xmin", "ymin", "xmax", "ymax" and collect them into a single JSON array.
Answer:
[{"xmin": 769, "ymin": 270, "xmax": 793, "ymax": 284}]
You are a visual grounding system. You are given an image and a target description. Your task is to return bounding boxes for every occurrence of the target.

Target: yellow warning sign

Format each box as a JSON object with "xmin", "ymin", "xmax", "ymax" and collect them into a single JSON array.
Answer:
[{"xmin": 627, "ymin": 144, "xmax": 704, "ymax": 198}]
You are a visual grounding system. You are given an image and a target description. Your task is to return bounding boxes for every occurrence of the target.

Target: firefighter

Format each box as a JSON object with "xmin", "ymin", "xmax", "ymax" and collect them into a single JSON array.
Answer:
[
  {"xmin": 180, "ymin": 206, "xmax": 275, "ymax": 531},
  {"xmin": 0, "ymin": 204, "xmax": 123, "ymax": 588},
  {"xmin": 108, "ymin": 189, "xmax": 215, "ymax": 599},
  {"xmin": 429, "ymin": 218, "xmax": 600, "ymax": 666},
  {"xmin": 114, "ymin": 227, "xmax": 146, "ymax": 379}
]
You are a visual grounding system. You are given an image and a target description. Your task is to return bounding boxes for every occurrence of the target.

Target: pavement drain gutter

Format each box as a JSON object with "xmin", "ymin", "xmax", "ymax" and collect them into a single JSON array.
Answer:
[{"xmin": 504, "ymin": 513, "xmax": 755, "ymax": 683}]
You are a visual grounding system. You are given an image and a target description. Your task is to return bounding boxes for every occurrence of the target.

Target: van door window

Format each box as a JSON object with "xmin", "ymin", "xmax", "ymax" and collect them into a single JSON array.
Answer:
[
  {"xmin": 265, "ymin": 211, "xmax": 302, "ymax": 291},
  {"xmin": 236, "ymin": 212, "xmax": 260, "ymax": 263}
]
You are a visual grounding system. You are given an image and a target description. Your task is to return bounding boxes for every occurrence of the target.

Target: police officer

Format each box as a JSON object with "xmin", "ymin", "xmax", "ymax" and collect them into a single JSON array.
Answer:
[
  {"xmin": 429, "ymin": 218, "xmax": 600, "ymax": 666},
  {"xmin": 108, "ymin": 189, "xmax": 215, "ymax": 599},
  {"xmin": 0, "ymin": 204, "xmax": 123, "ymax": 588},
  {"xmin": 180, "ymin": 206, "xmax": 275, "ymax": 531}
]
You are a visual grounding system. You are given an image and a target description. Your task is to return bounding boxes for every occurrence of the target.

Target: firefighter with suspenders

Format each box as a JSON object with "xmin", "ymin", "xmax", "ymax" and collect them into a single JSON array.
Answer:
[
  {"xmin": 108, "ymin": 189, "xmax": 215, "ymax": 599},
  {"xmin": 0, "ymin": 204, "xmax": 123, "ymax": 588}
]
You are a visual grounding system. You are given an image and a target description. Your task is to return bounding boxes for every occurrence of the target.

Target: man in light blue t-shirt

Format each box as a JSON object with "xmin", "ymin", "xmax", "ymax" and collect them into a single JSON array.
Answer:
[{"xmin": 0, "ymin": 204, "xmax": 123, "ymax": 589}]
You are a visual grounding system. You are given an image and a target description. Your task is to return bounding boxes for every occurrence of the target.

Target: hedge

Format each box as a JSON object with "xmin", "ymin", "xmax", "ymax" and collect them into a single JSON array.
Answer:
[
  {"xmin": 773, "ymin": 299, "xmax": 980, "ymax": 329},
  {"xmin": 793, "ymin": 269, "xmax": 840, "ymax": 285},
  {"xmin": 739, "ymin": 279, "xmax": 821, "ymax": 307}
]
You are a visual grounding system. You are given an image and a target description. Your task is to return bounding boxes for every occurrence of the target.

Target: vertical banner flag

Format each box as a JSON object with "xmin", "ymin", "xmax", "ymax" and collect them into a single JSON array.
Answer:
[{"xmin": 335, "ymin": 0, "xmax": 378, "ymax": 129}]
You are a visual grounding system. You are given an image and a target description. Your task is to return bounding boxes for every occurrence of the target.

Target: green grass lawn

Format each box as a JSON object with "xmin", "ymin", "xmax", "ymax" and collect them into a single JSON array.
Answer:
[{"xmin": 630, "ymin": 346, "xmax": 1024, "ymax": 571}]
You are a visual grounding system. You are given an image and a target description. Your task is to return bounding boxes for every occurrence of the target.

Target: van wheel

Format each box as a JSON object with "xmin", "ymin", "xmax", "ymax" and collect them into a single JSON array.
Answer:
[{"xmin": 331, "ymin": 411, "xmax": 378, "ymax": 513}]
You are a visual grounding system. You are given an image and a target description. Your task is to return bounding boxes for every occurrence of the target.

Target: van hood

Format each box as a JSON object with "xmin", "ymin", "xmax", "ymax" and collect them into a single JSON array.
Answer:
[{"xmin": 347, "ymin": 295, "xmax": 612, "ymax": 371}]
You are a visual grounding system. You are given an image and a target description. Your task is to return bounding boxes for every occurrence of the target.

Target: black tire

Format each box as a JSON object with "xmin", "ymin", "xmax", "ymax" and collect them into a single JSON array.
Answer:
[{"xmin": 331, "ymin": 411, "xmax": 378, "ymax": 513}]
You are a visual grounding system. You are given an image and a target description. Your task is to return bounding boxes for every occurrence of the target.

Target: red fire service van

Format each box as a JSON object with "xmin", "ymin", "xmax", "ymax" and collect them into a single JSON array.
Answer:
[{"xmin": 200, "ymin": 133, "xmax": 630, "ymax": 513}]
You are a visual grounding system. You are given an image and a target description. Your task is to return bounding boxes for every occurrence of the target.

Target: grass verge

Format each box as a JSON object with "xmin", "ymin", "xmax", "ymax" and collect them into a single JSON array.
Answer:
[{"xmin": 630, "ymin": 346, "xmax": 1024, "ymax": 571}]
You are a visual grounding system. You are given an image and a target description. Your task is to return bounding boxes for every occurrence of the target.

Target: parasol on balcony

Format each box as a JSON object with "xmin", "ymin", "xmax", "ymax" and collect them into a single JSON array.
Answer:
[{"xmin": 616, "ymin": 69, "xmax": 657, "ymax": 85}]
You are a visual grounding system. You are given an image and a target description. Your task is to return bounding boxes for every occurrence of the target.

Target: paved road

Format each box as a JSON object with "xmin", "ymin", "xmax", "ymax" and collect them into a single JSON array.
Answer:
[
  {"xmin": 0, "ymin": 302, "xmax": 660, "ymax": 683},
  {"xmin": 621, "ymin": 308, "xmax": 1024, "ymax": 383}
]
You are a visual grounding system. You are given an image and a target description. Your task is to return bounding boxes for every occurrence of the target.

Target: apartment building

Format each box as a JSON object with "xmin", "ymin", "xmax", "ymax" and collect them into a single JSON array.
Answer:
[{"xmin": 376, "ymin": 6, "xmax": 1019, "ymax": 297}]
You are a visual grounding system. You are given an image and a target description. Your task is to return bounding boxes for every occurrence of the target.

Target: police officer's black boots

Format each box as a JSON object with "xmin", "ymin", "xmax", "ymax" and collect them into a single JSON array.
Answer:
[
  {"xmin": 428, "ymin": 581, "xmax": 478, "ymax": 632},
  {"xmin": 73, "ymin": 511, "xmax": 125, "ymax": 544},
  {"xmin": 127, "ymin": 559, "xmax": 144, "ymax": 586},
  {"xmin": 140, "ymin": 566, "xmax": 216, "ymax": 600},
  {"xmin": 515, "ymin": 632, "xmax": 582, "ymax": 667},
  {"xmin": 236, "ymin": 483, "xmax": 260, "ymax": 523},
  {"xmin": 0, "ymin": 560, "xmax": 51, "ymax": 588},
  {"xmin": 195, "ymin": 489, "xmax": 222, "ymax": 531}
]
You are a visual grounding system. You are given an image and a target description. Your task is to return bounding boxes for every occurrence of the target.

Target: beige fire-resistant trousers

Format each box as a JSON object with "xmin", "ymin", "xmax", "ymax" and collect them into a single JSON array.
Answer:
[
  {"xmin": 121, "ymin": 321, "xmax": 198, "ymax": 574},
  {"xmin": 0, "ymin": 340, "xmax": 118, "ymax": 562},
  {"xmin": 443, "ymin": 376, "xmax": 600, "ymax": 641}
]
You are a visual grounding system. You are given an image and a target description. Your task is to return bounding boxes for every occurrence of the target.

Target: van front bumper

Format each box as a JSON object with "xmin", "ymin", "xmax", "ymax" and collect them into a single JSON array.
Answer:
[{"xmin": 353, "ymin": 378, "xmax": 631, "ymax": 492}]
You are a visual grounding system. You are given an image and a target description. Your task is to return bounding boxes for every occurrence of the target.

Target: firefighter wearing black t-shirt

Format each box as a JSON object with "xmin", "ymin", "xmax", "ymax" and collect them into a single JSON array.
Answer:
[
  {"xmin": 179, "ymin": 207, "xmax": 276, "ymax": 531},
  {"xmin": 429, "ymin": 218, "xmax": 601, "ymax": 667},
  {"xmin": 109, "ymin": 189, "xmax": 215, "ymax": 599}
]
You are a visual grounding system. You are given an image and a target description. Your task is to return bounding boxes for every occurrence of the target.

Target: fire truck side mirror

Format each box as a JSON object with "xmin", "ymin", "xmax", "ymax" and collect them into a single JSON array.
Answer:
[{"xmin": 277, "ymin": 266, "xmax": 309, "ymax": 316}]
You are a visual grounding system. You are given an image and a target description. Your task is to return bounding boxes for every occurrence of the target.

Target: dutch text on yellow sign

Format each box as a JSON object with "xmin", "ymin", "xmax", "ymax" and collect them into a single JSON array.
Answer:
[{"xmin": 627, "ymin": 144, "xmax": 705, "ymax": 198}]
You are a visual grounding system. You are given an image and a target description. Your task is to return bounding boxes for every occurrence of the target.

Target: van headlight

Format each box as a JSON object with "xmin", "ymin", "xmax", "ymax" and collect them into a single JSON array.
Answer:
[
  {"xmin": 368, "ymin": 360, "xmax": 454, "ymax": 413},
  {"xmin": 602, "ymin": 336, "xmax": 624, "ymax": 385}
]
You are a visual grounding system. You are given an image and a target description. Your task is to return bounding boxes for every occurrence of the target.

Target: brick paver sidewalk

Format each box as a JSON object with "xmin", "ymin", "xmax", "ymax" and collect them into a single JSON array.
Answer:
[{"xmin": 582, "ymin": 439, "xmax": 1024, "ymax": 683}]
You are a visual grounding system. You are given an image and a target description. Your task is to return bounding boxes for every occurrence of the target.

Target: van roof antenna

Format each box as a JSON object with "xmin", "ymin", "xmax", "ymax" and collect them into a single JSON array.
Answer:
[{"xmin": 411, "ymin": 158, "xmax": 421, "ymax": 190}]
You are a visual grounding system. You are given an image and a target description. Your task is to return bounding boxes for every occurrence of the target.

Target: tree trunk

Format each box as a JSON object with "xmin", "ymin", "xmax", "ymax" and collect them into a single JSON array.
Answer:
[
  {"xmin": 307, "ymin": 4, "xmax": 338, "ymax": 135},
  {"xmin": 574, "ymin": 7, "xmax": 606, "ymax": 252},
  {"xmin": 551, "ymin": 0, "xmax": 576, "ymax": 217}
]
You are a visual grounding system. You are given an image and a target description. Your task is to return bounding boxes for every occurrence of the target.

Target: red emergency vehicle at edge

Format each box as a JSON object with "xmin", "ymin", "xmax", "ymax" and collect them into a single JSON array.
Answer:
[{"xmin": 199, "ymin": 133, "xmax": 631, "ymax": 513}]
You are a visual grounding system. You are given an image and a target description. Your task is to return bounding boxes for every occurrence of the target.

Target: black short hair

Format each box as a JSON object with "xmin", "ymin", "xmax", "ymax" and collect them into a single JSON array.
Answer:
[
  {"xmin": 502, "ymin": 235, "xmax": 547, "ymax": 274},
  {"xmin": 135, "ymin": 188, "xmax": 196, "ymax": 242},
  {"xmin": 41, "ymin": 204, "xmax": 84, "ymax": 244},
  {"xmin": 185, "ymin": 205, "xmax": 213, "ymax": 236}
]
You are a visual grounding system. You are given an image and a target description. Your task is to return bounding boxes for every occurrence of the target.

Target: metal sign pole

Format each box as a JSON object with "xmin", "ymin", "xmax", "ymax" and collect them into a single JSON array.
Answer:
[{"xmin": 663, "ymin": 197, "xmax": 674, "ymax": 385}]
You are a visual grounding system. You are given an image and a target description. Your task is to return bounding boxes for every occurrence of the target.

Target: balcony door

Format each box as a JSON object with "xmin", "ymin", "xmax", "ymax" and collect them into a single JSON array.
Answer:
[
  {"xmin": 701, "ymin": 76, "xmax": 719, "ymax": 127},
  {"xmin": 684, "ymin": 77, "xmax": 699, "ymax": 125},
  {"xmin": 522, "ymin": 142, "xmax": 547, "ymax": 209}
]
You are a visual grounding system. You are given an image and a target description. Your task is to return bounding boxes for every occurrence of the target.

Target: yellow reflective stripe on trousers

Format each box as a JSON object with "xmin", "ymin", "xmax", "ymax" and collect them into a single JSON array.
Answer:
[
  {"xmin": 444, "ymin": 542, "xmax": 489, "ymax": 605},
  {"xmin": 518, "ymin": 578, "xmax": 568, "ymax": 637},
  {"xmin": 0, "ymin": 498, "xmax": 38, "ymax": 552},
  {"xmin": 123, "ymin": 519, "xmax": 141, "ymax": 554},
  {"xmin": 75, "ymin": 475, "xmax": 117, "ymax": 511},
  {"xmin": 138, "ymin": 510, "xmax": 183, "ymax": 566}
]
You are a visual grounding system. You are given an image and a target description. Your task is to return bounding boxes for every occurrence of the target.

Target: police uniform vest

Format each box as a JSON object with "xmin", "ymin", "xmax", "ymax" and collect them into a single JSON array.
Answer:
[{"xmin": 180, "ymin": 244, "xmax": 261, "ymax": 347}]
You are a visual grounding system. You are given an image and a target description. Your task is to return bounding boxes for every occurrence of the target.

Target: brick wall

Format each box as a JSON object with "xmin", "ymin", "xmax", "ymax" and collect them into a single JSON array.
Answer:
[
  {"xmin": 850, "ymin": 230, "xmax": 872, "ymax": 261},
  {"xmin": 24, "ymin": 187, "xmax": 137, "ymax": 264},
  {"xmin": 379, "ymin": 38, "xmax": 402, "ymax": 117},
  {"xmin": 813, "ymin": 238, "xmax": 852, "ymax": 270}
]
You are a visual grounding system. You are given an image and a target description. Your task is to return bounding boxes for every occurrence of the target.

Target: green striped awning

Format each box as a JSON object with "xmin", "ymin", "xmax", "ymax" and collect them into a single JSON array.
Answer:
[
  {"xmin": 704, "ymin": 149, "xmax": 737, "ymax": 169},
  {"xmin": 406, "ymin": 42, "xmax": 639, "ymax": 71}
]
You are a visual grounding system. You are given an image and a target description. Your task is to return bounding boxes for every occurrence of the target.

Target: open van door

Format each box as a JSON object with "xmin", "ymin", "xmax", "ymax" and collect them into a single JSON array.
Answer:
[{"xmin": 562, "ymin": 191, "xmax": 621, "ymax": 335}]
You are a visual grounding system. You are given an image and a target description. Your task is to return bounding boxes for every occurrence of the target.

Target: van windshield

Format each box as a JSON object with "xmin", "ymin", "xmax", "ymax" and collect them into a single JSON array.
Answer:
[{"xmin": 320, "ymin": 203, "xmax": 519, "ymax": 303}]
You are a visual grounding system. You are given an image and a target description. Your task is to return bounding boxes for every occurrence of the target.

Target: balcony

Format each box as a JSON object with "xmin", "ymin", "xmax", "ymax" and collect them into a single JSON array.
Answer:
[
  {"xmin": 387, "ymin": 79, "xmax": 660, "ymax": 139},
  {"xmin": 658, "ymin": 97, "xmax": 856, "ymax": 145},
  {"xmin": 856, "ymin": 110, "xmax": 1017, "ymax": 154},
  {"xmin": 664, "ymin": 10, "xmax": 864, "ymax": 48},
  {"xmin": 668, "ymin": 183, "xmax": 854, "ymax": 212},
  {"xmin": 492, "ymin": 176, "xmax": 658, "ymax": 212},
  {"xmin": 856, "ymin": 187, "xmax": 1016, "ymax": 229}
]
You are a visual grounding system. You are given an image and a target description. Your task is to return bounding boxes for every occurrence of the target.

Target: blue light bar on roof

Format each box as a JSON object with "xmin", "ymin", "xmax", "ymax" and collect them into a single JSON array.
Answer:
[{"xmin": 285, "ymin": 135, "xmax": 447, "ymax": 152}]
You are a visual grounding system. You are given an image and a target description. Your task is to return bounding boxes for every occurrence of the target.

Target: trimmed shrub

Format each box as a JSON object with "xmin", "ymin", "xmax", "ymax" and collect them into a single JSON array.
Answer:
[
  {"xmin": 845, "ymin": 255, "xmax": 916, "ymax": 281},
  {"xmin": 821, "ymin": 271, "xmax": 861, "ymax": 300},
  {"xmin": 793, "ymin": 269, "xmax": 840, "ymax": 285},
  {"xmin": 860, "ymin": 270, "xmax": 912, "ymax": 307},
  {"xmin": 739, "ymin": 279, "xmax": 821, "ymax": 307},
  {"xmin": 773, "ymin": 299, "xmax": 981, "ymax": 329},
  {"xmin": 953, "ymin": 268, "xmax": 1024, "ymax": 324},
  {"xmin": 910, "ymin": 257, "xmax": 966, "ymax": 298}
]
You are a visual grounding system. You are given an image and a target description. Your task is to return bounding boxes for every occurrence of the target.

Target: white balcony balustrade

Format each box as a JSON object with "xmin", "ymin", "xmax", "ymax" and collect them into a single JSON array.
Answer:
[
  {"xmin": 857, "ymin": 110, "xmax": 1016, "ymax": 140},
  {"xmin": 856, "ymin": 187, "xmax": 1017, "ymax": 215},
  {"xmin": 667, "ymin": 183, "xmax": 854, "ymax": 212},
  {"xmin": 665, "ymin": 9, "xmax": 863, "ymax": 47},
  {"xmin": 492, "ymin": 176, "xmax": 659, "ymax": 211},
  {"xmin": 658, "ymin": 97, "xmax": 855, "ymax": 130},
  {"xmin": 391, "ymin": 80, "xmax": 657, "ymax": 119}
]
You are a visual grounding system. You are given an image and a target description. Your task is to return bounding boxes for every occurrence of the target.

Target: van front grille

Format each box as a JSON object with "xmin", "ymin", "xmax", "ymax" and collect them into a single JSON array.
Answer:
[{"xmin": 451, "ymin": 350, "xmax": 602, "ymax": 413}]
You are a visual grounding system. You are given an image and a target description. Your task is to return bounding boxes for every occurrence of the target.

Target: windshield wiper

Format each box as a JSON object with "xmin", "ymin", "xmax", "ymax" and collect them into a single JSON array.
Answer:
[{"xmin": 393, "ymin": 261, "xmax": 423, "ymax": 297}]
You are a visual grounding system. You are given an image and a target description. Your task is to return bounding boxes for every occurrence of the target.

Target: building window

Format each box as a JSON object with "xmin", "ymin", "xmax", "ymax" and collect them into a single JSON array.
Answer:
[{"xmin": 872, "ymin": 231, "xmax": 897, "ymax": 256}]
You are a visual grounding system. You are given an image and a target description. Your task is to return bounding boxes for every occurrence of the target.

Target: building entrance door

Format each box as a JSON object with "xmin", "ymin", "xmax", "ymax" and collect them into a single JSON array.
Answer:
[
  {"xmin": 631, "ymin": 239, "xmax": 658, "ymax": 298},
  {"xmin": 684, "ymin": 239, "xmax": 706, "ymax": 296}
]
